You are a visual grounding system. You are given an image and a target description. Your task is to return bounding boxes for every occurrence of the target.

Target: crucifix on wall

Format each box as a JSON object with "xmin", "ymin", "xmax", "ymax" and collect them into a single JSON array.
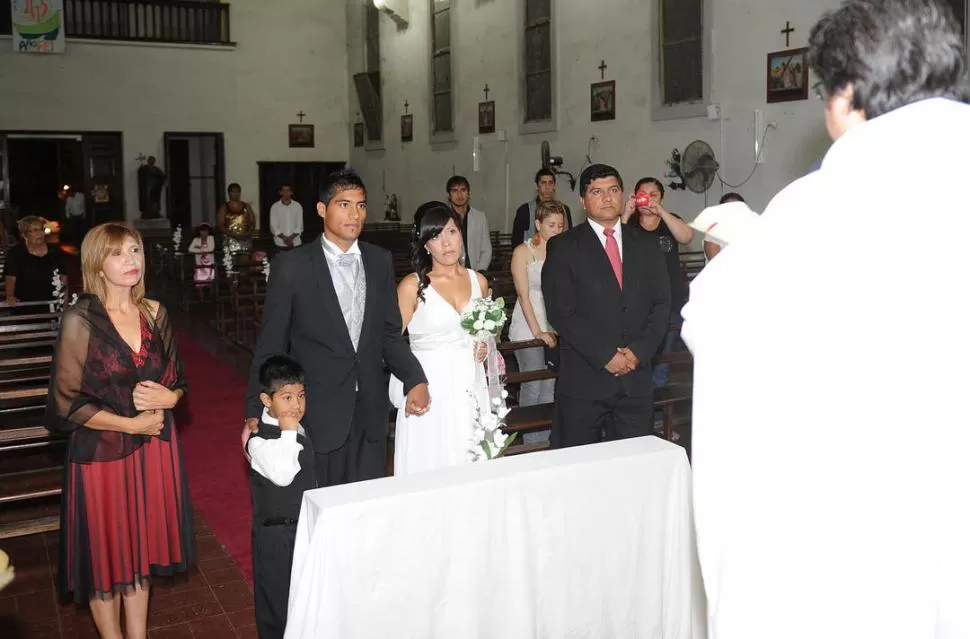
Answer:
[
  {"xmin": 598, "ymin": 60, "xmax": 608, "ymax": 80},
  {"xmin": 781, "ymin": 21, "xmax": 795, "ymax": 47}
]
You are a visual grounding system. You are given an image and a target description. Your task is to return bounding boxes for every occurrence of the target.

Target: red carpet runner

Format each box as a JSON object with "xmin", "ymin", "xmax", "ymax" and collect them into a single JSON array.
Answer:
[{"xmin": 175, "ymin": 332, "xmax": 254, "ymax": 583}]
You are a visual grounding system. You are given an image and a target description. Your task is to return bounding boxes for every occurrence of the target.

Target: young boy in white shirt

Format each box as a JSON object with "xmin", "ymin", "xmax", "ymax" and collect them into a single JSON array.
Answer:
[{"xmin": 247, "ymin": 355, "xmax": 315, "ymax": 639}]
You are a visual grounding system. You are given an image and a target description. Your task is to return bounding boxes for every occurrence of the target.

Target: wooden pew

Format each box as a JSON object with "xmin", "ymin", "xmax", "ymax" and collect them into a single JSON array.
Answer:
[{"xmin": 0, "ymin": 301, "xmax": 68, "ymax": 539}]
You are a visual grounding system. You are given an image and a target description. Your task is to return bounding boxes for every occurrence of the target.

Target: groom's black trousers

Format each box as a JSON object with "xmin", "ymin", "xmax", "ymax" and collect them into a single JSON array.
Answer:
[{"xmin": 313, "ymin": 394, "xmax": 387, "ymax": 486}]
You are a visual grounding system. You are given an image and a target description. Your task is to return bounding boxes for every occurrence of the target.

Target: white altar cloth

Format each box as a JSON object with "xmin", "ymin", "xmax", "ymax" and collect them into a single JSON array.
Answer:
[{"xmin": 285, "ymin": 436, "xmax": 706, "ymax": 639}]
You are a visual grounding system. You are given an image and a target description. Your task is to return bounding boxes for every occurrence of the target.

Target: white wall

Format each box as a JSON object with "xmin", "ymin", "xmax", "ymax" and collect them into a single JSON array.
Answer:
[
  {"xmin": 0, "ymin": 0, "xmax": 351, "ymax": 223},
  {"xmin": 348, "ymin": 0, "xmax": 842, "ymax": 243}
]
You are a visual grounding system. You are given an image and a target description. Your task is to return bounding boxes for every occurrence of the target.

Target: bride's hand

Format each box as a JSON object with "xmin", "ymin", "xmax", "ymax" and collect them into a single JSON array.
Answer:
[{"xmin": 474, "ymin": 341, "xmax": 488, "ymax": 363}]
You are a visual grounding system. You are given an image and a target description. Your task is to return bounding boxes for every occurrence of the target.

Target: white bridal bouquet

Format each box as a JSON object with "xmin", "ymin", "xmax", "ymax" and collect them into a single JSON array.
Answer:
[
  {"xmin": 459, "ymin": 296, "xmax": 508, "ymax": 341},
  {"xmin": 460, "ymin": 297, "xmax": 514, "ymax": 461},
  {"xmin": 468, "ymin": 390, "xmax": 514, "ymax": 461}
]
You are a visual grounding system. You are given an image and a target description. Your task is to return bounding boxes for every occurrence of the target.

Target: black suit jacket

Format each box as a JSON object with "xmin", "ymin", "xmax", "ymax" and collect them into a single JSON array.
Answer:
[
  {"xmin": 245, "ymin": 238, "xmax": 427, "ymax": 453},
  {"xmin": 541, "ymin": 221, "xmax": 670, "ymax": 400}
]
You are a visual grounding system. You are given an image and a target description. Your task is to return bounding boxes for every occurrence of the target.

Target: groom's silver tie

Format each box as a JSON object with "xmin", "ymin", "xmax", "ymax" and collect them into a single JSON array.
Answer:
[{"xmin": 336, "ymin": 254, "xmax": 365, "ymax": 350}]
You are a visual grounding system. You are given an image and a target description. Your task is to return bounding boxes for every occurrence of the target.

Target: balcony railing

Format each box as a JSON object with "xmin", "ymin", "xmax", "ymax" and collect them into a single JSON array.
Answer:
[{"xmin": 1, "ymin": 0, "xmax": 233, "ymax": 46}]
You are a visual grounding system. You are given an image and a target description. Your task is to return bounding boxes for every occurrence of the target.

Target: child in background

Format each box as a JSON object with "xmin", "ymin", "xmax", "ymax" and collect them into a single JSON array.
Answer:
[
  {"xmin": 247, "ymin": 355, "xmax": 315, "ymax": 639},
  {"xmin": 187, "ymin": 223, "xmax": 216, "ymax": 283}
]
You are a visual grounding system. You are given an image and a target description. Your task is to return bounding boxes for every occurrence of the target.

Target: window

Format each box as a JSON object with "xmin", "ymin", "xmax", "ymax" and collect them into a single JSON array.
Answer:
[
  {"xmin": 365, "ymin": 1, "xmax": 381, "ymax": 74},
  {"xmin": 363, "ymin": 0, "xmax": 382, "ymax": 143},
  {"xmin": 524, "ymin": 0, "xmax": 552, "ymax": 123},
  {"xmin": 431, "ymin": 0, "xmax": 453, "ymax": 134},
  {"xmin": 653, "ymin": 0, "xmax": 708, "ymax": 121}
]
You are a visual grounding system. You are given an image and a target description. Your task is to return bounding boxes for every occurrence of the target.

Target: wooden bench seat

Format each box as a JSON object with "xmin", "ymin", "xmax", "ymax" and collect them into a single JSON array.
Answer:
[
  {"xmin": 503, "ymin": 381, "xmax": 692, "ymax": 442},
  {"xmin": 0, "ymin": 466, "xmax": 63, "ymax": 505},
  {"xmin": 0, "ymin": 354, "xmax": 53, "ymax": 369},
  {"xmin": 0, "ymin": 386, "xmax": 47, "ymax": 401},
  {"xmin": 0, "ymin": 514, "xmax": 60, "ymax": 540},
  {"xmin": 0, "ymin": 426, "xmax": 62, "ymax": 453}
]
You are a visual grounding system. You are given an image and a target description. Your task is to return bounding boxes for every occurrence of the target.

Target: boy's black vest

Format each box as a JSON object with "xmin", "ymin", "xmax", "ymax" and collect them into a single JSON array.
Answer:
[{"xmin": 249, "ymin": 420, "xmax": 317, "ymax": 526}]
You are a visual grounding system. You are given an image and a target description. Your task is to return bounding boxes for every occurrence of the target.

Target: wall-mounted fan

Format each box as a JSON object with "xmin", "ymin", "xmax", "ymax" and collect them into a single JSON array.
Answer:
[
  {"xmin": 666, "ymin": 140, "xmax": 719, "ymax": 193},
  {"xmin": 541, "ymin": 140, "xmax": 576, "ymax": 191}
]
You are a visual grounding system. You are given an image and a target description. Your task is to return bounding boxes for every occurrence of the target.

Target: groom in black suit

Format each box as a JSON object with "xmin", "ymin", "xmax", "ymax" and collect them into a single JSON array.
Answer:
[
  {"xmin": 542, "ymin": 164, "xmax": 670, "ymax": 448},
  {"xmin": 243, "ymin": 169, "xmax": 430, "ymax": 486}
]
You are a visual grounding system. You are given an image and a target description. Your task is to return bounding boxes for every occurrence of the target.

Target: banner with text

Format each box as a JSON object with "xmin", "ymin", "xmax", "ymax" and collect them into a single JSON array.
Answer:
[{"xmin": 12, "ymin": 0, "xmax": 66, "ymax": 53}]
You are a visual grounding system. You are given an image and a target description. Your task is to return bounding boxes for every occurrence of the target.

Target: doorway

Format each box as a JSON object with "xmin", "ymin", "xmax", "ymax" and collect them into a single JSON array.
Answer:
[
  {"xmin": 257, "ymin": 162, "xmax": 344, "ymax": 240},
  {"xmin": 0, "ymin": 131, "xmax": 124, "ymax": 238},
  {"xmin": 7, "ymin": 137, "xmax": 82, "ymax": 220},
  {"xmin": 163, "ymin": 133, "xmax": 224, "ymax": 232}
]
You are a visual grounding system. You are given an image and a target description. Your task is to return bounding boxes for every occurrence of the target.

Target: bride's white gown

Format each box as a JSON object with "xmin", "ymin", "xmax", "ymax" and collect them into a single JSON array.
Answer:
[{"xmin": 391, "ymin": 269, "xmax": 489, "ymax": 475}]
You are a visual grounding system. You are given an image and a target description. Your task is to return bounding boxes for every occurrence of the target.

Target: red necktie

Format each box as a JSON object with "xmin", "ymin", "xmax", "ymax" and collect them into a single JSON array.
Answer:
[{"xmin": 603, "ymin": 227, "xmax": 622, "ymax": 289}]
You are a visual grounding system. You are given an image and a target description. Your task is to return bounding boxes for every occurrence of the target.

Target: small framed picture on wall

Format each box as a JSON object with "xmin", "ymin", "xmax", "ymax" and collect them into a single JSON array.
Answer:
[
  {"xmin": 401, "ymin": 114, "xmax": 414, "ymax": 142},
  {"xmin": 288, "ymin": 124, "xmax": 315, "ymax": 148},
  {"xmin": 766, "ymin": 48, "xmax": 809, "ymax": 103}
]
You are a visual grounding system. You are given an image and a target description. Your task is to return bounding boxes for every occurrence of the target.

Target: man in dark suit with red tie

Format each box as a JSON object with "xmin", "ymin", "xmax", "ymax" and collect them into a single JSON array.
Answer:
[{"xmin": 541, "ymin": 164, "xmax": 671, "ymax": 447}]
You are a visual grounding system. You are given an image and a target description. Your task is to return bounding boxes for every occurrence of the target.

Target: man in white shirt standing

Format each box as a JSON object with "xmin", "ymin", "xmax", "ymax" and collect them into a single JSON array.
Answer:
[
  {"xmin": 682, "ymin": 1, "xmax": 970, "ymax": 637},
  {"xmin": 269, "ymin": 183, "xmax": 303, "ymax": 249},
  {"xmin": 63, "ymin": 185, "xmax": 86, "ymax": 244}
]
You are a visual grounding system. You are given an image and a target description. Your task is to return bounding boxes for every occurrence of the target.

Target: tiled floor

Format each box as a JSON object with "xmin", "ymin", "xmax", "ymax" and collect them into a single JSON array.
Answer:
[{"xmin": 0, "ymin": 510, "xmax": 255, "ymax": 638}]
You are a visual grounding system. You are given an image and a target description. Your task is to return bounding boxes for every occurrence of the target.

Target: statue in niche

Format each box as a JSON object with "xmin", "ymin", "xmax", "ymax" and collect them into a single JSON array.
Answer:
[
  {"xmin": 137, "ymin": 156, "xmax": 167, "ymax": 219},
  {"xmin": 385, "ymin": 193, "xmax": 400, "ymax": 221}
]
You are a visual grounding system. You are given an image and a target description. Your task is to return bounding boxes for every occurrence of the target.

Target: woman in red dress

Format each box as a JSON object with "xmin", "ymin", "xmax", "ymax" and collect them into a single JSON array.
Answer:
[{"xmin": 46, "ymin": 222, "xmax": 194, "ymax": 638}]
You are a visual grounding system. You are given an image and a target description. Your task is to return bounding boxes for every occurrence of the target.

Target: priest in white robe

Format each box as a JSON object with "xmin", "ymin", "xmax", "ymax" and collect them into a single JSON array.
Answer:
[{"xmin": 682, "ymin": 1, "xmax": 970, "ymax": 637}]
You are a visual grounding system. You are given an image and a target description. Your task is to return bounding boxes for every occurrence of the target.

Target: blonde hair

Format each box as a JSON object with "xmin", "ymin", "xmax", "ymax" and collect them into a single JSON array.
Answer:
[
  {"xmin": 81, "ymin": 222, "xmax": 147, "ymax": 308},
  {"xmin": 532, "ymin": 199, "xmax": 567, "ymax": 246},
  {"xmin": 17, "ymin": 216, "xmax": 48, "ymax": 236}
]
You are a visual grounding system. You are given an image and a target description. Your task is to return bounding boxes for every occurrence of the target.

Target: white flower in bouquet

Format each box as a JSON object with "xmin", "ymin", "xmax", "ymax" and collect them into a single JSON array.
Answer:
[
  {"xmin": 466, "ymin": 391, "xmax": 516, "ymax": 461},
  {"xmin": 50, "ymin": 269, "xmax": 65, "ymax": 310},
  {"xmin": 172, "ymin": 225, "xmax": 183, "ymax": 253},
  {"xmin": 222, "ymin": 248, "xmax": 235, "ymax": 276},
  {"xmin": 262, "ymin": 256, "xmax": 271, "ymax": 282},
  {"xmin": 69, "ymin": 293, "xmax": 78, "ymax": 307}
]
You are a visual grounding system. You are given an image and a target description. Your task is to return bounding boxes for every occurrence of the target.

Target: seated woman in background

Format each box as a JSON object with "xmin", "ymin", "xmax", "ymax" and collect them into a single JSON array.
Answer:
[
  {"xmin": 508, "ymin": 200, "xmax": 566, "ymax": 443},
  {"xmin": 46, "ymin": 222, "xmax": 194, "ymax": 639},
  {"xmin": 4, "ymin": 216, "xmax": 66, "ymax": 310},
  {"xmin": 704, "ymin": 192, "xmax": 745, "ymax": 261},
  {"xmin": 188, "ymin": 222, "xmax": 216, "ymax": 283}
]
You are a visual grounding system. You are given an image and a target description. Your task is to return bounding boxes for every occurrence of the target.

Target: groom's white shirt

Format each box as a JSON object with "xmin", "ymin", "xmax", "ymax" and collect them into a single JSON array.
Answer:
[{"xmin": 682, "ymin": 98, "xmax": 970, "ymax": 639}]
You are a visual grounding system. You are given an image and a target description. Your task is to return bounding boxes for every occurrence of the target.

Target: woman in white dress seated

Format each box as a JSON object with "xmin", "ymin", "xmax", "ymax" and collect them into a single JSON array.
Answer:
[{"xmin": 392, "ymin": 202, "xmax": 490, "ymax": 475}]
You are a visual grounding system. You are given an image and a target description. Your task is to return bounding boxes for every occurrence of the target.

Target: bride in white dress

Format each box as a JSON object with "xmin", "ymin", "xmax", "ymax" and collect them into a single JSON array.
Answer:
[{"xmin": 391, "ymin": 202, "xmax": 491, "ymax": 475}]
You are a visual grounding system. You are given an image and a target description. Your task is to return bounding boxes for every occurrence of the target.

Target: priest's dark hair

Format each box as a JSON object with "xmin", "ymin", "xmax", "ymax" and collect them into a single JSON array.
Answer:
[
  {"xmin": 318, "ymin": 168, "xmax": 367, "ymax": 205},
  {"xmin": 808, "ymin": 0, "xmax": 970, "ymax": 120},
  {"xmin": 227, "ymin": 183, "xmax": 241, "ymax": 193},
  {"xmin": 258, "ymin": 355, "xmax": 305, "ymax": 397},
  {"xmin": 719, "ymin": 192, "xmax": 745, "ymax": 204},
  {"xmin": 578, "ymin": 164, "xmax": 623, "ymax": 197},
  {"xmin": 411, "ymin": 201, "xmax": 463, "ymax": 302}
]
